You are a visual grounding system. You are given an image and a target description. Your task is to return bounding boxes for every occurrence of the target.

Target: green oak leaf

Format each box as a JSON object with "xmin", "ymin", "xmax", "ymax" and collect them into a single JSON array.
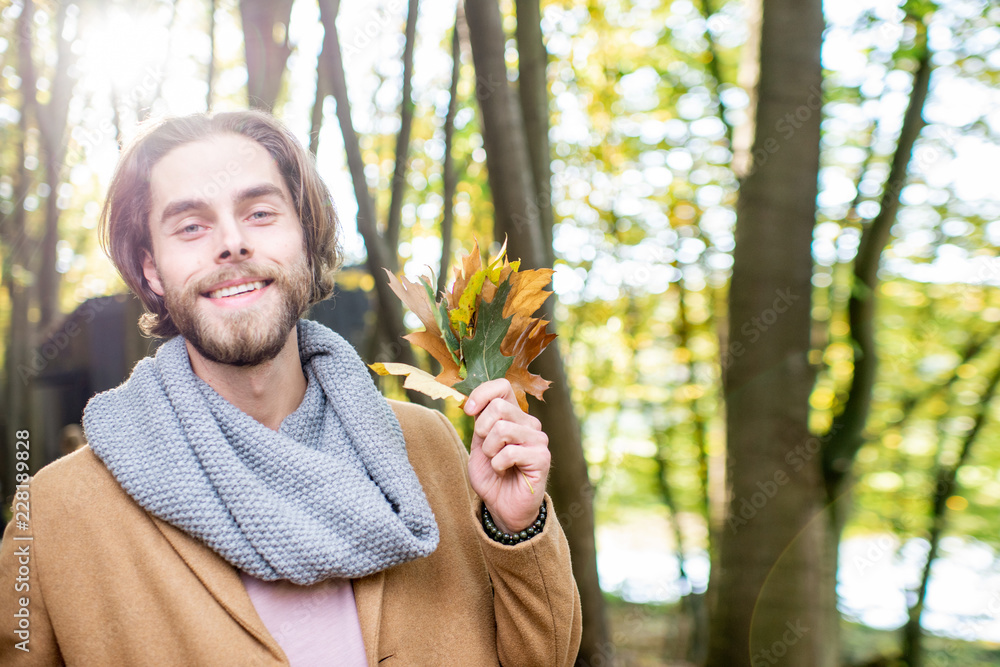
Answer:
[{"xmin": 452, "ymin": 276, "xmax": 514, "ymax": 397}]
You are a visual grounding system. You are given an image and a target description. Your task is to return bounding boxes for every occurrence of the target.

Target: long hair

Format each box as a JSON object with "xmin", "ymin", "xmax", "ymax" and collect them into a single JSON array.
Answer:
[{"xmin": 99, "ymin": 110, "xmax": 342, "ymax": 338}]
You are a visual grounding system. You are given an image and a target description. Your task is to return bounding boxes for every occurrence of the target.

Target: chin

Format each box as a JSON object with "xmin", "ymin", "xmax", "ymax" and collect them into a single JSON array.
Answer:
[{"xmin": 182, "ymin": 301, "xmax": 301, "ymax": 367}]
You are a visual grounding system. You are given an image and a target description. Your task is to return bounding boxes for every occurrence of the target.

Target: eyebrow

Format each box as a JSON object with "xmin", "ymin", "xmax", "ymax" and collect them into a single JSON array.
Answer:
[{"xmin": 157, "ymin": 183, "xmax": 289, "ymax": 228}]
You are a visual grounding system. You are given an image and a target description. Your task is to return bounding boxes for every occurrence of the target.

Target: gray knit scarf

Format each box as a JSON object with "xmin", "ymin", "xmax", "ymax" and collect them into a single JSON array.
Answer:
[{"xmin": 83, "ymin": 318, "xmax": 439, "ymax": 585}]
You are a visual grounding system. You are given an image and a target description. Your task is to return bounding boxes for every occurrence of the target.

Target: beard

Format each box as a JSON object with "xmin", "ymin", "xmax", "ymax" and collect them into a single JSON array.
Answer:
[{"xmin": 161, "ymin": 256, "xmax": 312, "ymax": 367}]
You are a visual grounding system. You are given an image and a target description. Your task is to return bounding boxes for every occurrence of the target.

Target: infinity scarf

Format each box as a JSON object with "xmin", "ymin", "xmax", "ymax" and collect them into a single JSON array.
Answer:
[{"xmin": 83, "ymin": 318, "xmax": 439, "ymax": 585}]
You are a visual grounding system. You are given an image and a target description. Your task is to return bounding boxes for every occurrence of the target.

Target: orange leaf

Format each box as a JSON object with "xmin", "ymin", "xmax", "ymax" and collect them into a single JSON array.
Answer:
[
  {"xmin": 504, "ymin": 319, "xmax": 557, "ymax": 411},
  {"xmin": 384, "ymin": 269, "xmax": 440, "ymax": 337},
  {"xmin": 500, "ymin": 268, "xmax": 554, "ymax": 354},
  {"xmin": 403, "ymin": 331, "xmax": 461, "ymax": 381},
  {"xmin": 446, "ymin": 239, "xmax": 483, "ymax": 311},
  {"xmin": 503, "ymin": 268, "xmax": 554, "ymax": 320}
]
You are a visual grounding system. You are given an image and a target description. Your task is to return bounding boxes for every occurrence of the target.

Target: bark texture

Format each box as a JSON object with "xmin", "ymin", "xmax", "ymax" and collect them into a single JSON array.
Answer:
[{"xmin": 706, "ymin": 0, "xmax": 827, "ymax": 664}]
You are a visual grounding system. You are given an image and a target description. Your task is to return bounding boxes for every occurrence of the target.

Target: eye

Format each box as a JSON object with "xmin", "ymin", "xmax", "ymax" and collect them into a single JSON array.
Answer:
[
  {"xmin": 249, "ymin": 210, "xmax": 274, "ymax": 221},
  {"xmin": 180, "ymin": 223, "xmax": 204, "ymax": 235}
]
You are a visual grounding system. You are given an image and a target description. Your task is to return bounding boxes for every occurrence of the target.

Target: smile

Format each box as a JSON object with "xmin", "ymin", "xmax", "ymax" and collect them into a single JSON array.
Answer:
[{"xmin": 204, "ymin": 280, "xmax": 273, "ymax": 299}]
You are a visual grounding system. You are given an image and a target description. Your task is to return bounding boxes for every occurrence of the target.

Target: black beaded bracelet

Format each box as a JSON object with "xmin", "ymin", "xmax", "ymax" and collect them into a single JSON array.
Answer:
[{"xmin": 481, "ymin": 500, "xmax": 547, "ymax": 545}]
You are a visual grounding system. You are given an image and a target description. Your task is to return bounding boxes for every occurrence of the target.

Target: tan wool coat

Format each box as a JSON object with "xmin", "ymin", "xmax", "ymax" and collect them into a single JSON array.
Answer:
[{"xmin": 0, "ymin": 400, "xmax": 582, "ymax": 666}]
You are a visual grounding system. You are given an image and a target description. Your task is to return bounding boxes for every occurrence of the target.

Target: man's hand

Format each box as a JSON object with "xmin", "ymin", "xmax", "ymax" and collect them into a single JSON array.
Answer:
[{"xmin": 464, "ymin": 379, "xmax": 550, "ymax": 534}]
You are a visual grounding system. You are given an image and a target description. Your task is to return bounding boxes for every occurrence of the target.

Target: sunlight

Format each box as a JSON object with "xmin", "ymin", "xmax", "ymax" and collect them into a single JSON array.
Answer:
[{"xmin": 76, "ymin": 6, "xmax": 170, "ymax": 105}]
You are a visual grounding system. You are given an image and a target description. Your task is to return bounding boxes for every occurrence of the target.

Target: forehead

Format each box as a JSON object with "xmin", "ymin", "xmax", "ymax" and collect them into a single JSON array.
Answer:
[{"xmin": 149, "ymin": 133, "xmax": 289, "ymax": 211}]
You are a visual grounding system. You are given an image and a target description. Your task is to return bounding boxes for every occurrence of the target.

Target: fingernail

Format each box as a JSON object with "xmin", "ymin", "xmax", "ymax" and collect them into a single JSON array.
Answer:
[{"xmin": 465, "ymin": 399, "xmax": 476, "ymax": 412}]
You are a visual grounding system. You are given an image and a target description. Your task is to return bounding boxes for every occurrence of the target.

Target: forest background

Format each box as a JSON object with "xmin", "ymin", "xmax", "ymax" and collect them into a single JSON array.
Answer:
[{"xmin": 1, "ymin": 0, "xmax": 999, "ymax": 665}]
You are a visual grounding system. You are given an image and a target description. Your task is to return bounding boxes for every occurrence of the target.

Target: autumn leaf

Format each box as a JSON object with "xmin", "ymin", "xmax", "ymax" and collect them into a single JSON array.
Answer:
[
  {"xmin": 370, "ymin": 362, "xmax": 466, "ymax": 403},
  {"xmin": 501, "ymin": 268, "xmax": 555, "ymax": 354},
  {"xmin": 385, "ymin": 268, "xmax": 462, "ymax": 379},
  {"xmin": 384, "ymin": 269, "xmax": 439, "ymax": 336},
  {"xmin": 446, "ymin": 239, "xmax": 483, "ymax": 311},
  {"xmin": 452, "ymin": 275, "xmax": 515, "ymax": 397},
  {"xmin": 505, "ymin": 319, "xmax": 558, "ymax": 411},
  {"xmin": 378, "ymin": 238, "xmax": 555, "ymax": 411}
]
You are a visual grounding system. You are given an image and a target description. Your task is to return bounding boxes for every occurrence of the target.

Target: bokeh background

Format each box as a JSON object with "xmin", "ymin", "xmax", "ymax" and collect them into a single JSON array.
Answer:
[{"xmin": 1, "ymin": 0, "xmax": 999, "ymax": 664}]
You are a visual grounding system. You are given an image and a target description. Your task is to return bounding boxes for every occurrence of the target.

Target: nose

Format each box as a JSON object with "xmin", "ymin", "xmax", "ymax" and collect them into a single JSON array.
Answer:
[{"xmin": 215, "ymin": 215, "xmax": 253, "ymax": 262}]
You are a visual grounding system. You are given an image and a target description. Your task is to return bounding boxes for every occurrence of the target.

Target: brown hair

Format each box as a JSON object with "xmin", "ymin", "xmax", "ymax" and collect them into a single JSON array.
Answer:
[{"xmin": 99, "ymin": 110, "xmax": 342, "ymax": 338}]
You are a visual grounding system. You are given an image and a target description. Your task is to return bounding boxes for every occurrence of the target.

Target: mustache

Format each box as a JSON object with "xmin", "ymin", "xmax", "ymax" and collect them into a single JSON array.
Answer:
[{"xmin": 193, "ymin": 264, "xmax": 285, "ymax": 295}]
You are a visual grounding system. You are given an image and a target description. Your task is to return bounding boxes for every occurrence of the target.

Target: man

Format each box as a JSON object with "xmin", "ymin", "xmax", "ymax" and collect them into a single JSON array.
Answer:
[{"xmin": 0, "ymin": 111, "xmax": 582, "ymax": 665}]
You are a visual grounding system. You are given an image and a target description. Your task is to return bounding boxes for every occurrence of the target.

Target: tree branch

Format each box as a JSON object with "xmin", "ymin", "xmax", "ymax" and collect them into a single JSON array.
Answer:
[{"xmin": 822, "ymin": 42, "xmax": 933, "ymax": 493}]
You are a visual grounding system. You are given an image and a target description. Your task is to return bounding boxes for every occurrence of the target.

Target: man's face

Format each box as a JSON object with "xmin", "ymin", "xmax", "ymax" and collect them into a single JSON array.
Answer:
[{"xmin": 142, "ymin": 133, "xmax": 311, "ymax": 366}]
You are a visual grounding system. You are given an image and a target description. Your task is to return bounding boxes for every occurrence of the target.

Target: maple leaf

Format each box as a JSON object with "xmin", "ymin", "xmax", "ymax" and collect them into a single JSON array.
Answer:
[
  {"xmin": 504, "ymin": 319, "xmax": 557, "ymax": 411},
  {"xmin": 452, "ymin": 275, "xmax": 515, "ymax": 397},
  {"xmin": 370, "ymin": 362, "xmax": 466, "ymax": 403},
  {"xmin": 446, "ymin": 239, "xmax": 483, "ymax": 311},
  {"xmin": 378, "ymin": 238, "xmax": 555, "ymax": 414},
  {"xmin": 385, "ymin": 269, "xmax": 462, "ymax": 380},
  {"xmin": 384, "ymin": 269, "xmax": 439, "ymax": 335},
  {"xmin": 500, "ymin": 268, "xmax": 555, "ymax": 355}
]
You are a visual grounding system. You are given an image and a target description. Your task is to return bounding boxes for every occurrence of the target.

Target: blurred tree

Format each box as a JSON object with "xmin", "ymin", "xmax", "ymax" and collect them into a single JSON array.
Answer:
[
  {"xmin": 707, "ymin": 0, "xmax": 827, "ymax": 666},
  {"xmin": 239, "ymin": 0, "xmax": 293, "ymax": 112},
  {"xmin": 314, "ymin": 0, "xmax": 436, "ymax": 410},
  {"xmin": 463, "ymin": 0, "xmax": 610, "ymax": 662}
]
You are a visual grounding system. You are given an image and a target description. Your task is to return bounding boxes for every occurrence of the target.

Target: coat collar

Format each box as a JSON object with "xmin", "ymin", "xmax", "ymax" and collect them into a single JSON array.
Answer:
[{"xmin": 150, "ymin": 514, "xmax": 386, "ymax": 666}]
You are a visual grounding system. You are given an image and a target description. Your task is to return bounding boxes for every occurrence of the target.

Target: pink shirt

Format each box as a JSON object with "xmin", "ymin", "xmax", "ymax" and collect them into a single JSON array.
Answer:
[{"xmin": 239, "ymin": 571, "xmax": 368, "ymax": 666}]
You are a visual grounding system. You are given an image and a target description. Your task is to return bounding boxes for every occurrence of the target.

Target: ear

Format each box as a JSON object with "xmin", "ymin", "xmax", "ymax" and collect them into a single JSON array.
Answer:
[{"xmin": 142, "ymin": 250, "xmax": 165, "ymax": 297}]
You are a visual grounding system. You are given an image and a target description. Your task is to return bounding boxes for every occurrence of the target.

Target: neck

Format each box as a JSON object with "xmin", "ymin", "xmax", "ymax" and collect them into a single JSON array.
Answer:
[{"xmin": 185, "ymin": 327, "xmax": 307, "ymax": 431}]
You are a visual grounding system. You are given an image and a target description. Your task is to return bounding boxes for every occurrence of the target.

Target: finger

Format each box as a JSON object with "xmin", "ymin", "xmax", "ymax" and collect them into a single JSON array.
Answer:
[
  {"xmin": 481, "ymin": 421, "xmax": 549, "ymax": 459},
  {"xmin": 488, "ymin": 439, "xmax": 551, "ymax": 477},
  {"xmin": 464, "ymin": 378, "xmax": 517, "ymax": 416},
  {"xmin": 473, "ymin": 398, "xmax": 541, "ymax": 442}
]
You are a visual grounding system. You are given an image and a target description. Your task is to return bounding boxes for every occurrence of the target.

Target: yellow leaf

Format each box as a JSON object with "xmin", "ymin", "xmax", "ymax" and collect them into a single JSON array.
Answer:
[
  {"xmin": 446, "ymin": 239, "xmax": 483, "ymax": 311},
  {"xmin": 369, "ymin": 362, "xmax": 467, "ymax": 403},
  {"xmin": 451, "ymin": 268, "xmax": 487, "ymax": 329}
]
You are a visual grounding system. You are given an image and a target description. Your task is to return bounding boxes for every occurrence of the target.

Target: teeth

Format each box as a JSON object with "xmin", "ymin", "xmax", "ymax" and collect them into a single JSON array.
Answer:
[{"xmin": 207, "ymin": 280, "xmax": 266, "ymax": 299}]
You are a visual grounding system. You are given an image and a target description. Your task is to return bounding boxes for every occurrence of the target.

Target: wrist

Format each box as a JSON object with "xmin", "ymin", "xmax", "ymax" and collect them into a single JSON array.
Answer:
[{"xmin": 481, "ymin": 500, "xmax": 547, "ymax": 545}]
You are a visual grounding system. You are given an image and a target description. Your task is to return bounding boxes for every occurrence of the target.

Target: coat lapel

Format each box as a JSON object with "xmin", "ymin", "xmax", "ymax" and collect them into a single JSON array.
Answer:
[
  {"xmin": 149, "ymin": 515, "xmax": 288, "ymax": 663},
  {"xmin": 151, "ymin": 513, "xmax": 388, "ymax": 666},
  {"xmin": 352, "ymin": 570, "xmax": 387, "ymax": 666}
]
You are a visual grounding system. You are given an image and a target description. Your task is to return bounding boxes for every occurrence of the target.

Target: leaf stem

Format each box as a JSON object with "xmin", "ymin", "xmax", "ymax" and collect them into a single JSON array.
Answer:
[{"xmin": 520, "ymin": 469, "xmax": 535, "ymax": 494}]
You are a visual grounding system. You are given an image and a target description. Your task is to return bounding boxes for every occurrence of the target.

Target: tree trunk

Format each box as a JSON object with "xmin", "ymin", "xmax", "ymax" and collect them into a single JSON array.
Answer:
[
  {"xmin": 514, "ymin": 0, "xmax": 554, "ymax": 265},
  {"xmin": 239, "ymin": 0, "xmax": 294, "ymax": 112},
  {"xmin": 36, "ymin": 0, "xmax": 74, "ymax": 331},
  {"xmin": 437, "ymin": 7, "xmax": 462, "ymax": 296},
  {"xmin": 3, "ymin": 0, "xmax": 38, "ymax": 506},
  {"xmin": 706, "ymin": 0, "xmax": 827, "ymax": 665},
  {"xmin": 384, "ymin": 0, "xmax": 419, "ymax": 251},
  {"xmin": 206, "ymin": 0, "xmax": 217, "ymax": 112},
  {"xmin": 463, "ymin": 1, "xmax": 609, "ymax": 664},
  {"xmin": 316, "ymin": 0, "xmax": 435, "ymax": 409}
]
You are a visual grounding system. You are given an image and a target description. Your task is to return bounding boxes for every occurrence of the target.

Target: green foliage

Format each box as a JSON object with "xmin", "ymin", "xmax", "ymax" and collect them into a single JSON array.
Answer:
[{"xmin": 452, "ymin": 277, "xmax": 515, "ymax": 396}]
